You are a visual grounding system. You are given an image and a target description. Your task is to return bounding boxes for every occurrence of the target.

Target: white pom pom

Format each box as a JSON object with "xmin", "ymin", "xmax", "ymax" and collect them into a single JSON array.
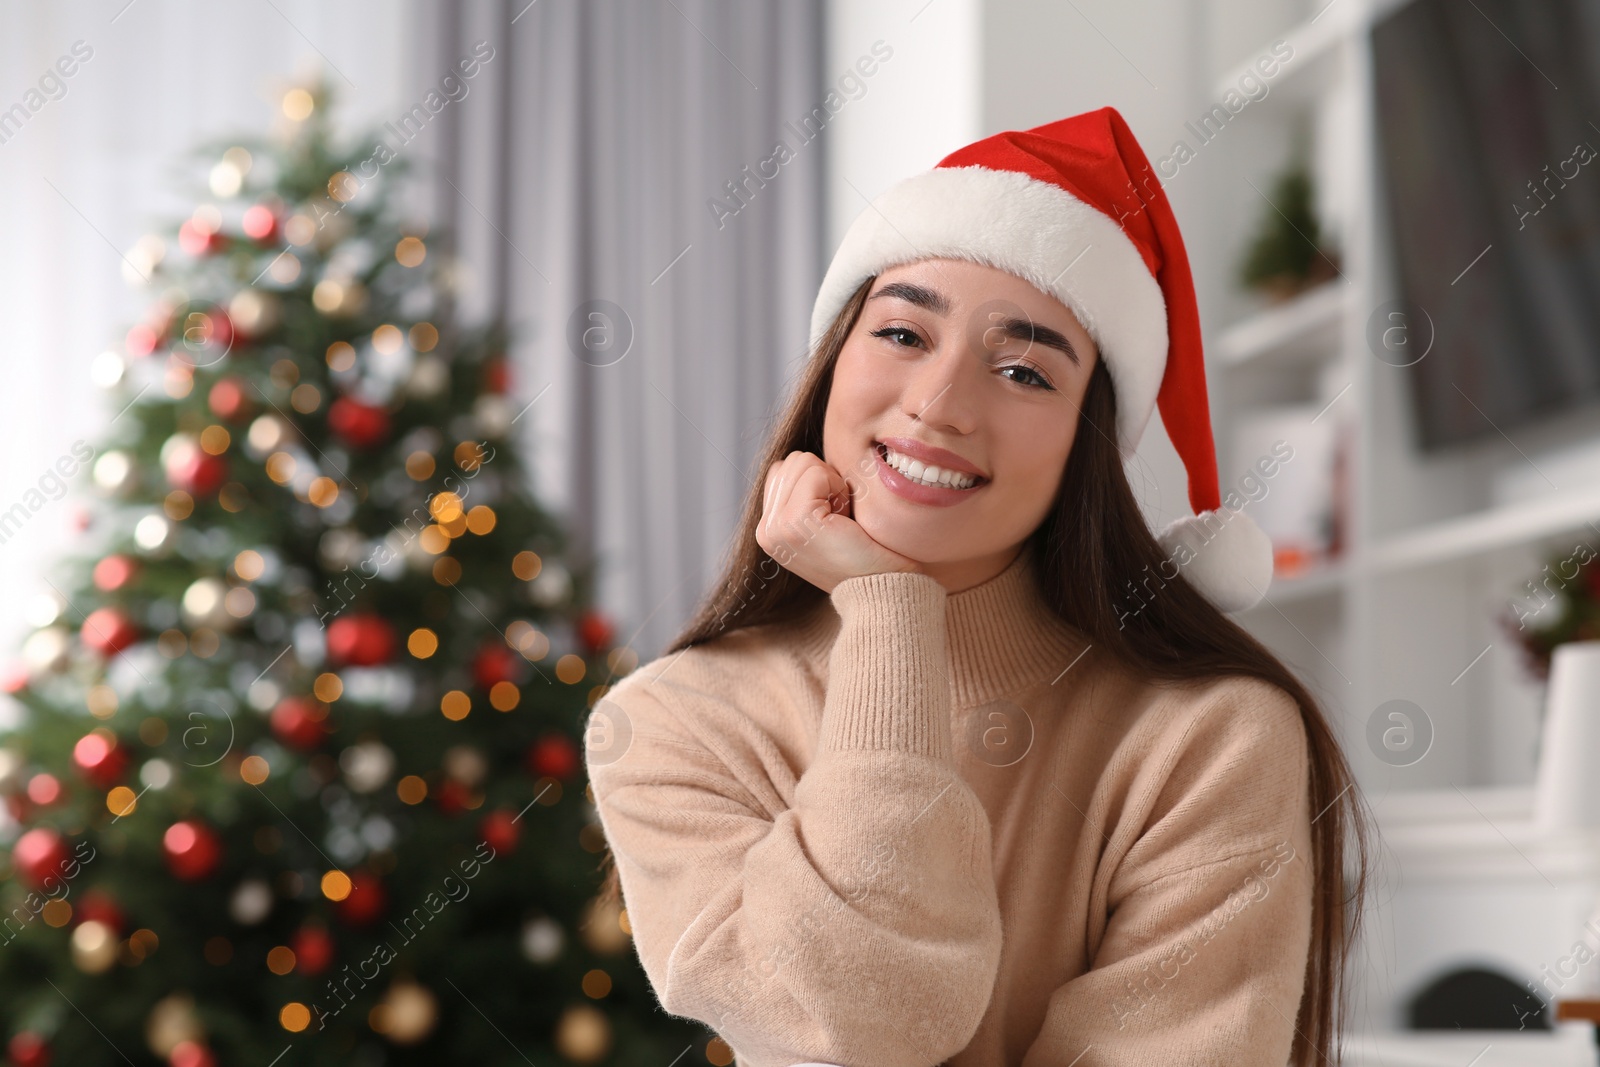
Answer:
[{"xmin": 1155, "ymin": 508, "xmax": 1274, "ymax": 613}]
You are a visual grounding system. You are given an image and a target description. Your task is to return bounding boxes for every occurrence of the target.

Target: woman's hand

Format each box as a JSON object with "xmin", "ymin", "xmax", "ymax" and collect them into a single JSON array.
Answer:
[{"xmin": 757, "ymin": 450, "xmax": 923, "ymax": 594}]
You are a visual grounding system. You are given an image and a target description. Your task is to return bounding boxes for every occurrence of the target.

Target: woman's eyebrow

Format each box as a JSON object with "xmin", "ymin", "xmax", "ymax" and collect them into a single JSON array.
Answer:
[
  {"xmin": 987, "ymin": 316, "xmax": 1081, "ymax": 366},
  {"xmin": 868, "ymin": 281, "xmax": 951, "ymax": 316},
  {"xmin": 869, "ymin": 282, "xmax": 1080, "ymax": 366}
]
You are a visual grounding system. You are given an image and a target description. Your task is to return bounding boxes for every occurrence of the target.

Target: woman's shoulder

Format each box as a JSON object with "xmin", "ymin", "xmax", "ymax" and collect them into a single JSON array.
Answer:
[
  {"xmin": 601, "ymin": 614, "xmax": 823, "ymax": 736},
  {"xmin": 588, "ymin": 619, "xmax": 821, "ymax": 810},
  {"xmin": 1100, "ymin": 671, "xmax": 1313, "ymax": 885},
  {"xmin": 1121, "ymin": 669, "xmax": 1306, "ymax": 752},
  {"xmin": 1088, "ymin": 668, "xmax": 1310, "ymax": 813}
]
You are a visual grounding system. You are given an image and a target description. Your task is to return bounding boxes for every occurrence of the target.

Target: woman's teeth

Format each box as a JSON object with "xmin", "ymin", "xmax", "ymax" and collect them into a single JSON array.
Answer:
[{"xmin": 879, "ymin": 444, "xmax": 981, "ymax": 490}]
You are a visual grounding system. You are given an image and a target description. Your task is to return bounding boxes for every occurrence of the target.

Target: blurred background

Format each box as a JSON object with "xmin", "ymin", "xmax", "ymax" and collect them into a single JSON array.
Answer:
[{"xmin": 4, "ymin": 0, "xmax": 1600, "ymax": 1064}]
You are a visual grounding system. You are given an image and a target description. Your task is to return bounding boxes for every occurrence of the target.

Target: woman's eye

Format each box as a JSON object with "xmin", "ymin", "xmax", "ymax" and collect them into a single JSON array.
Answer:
[
  {"xmin": 999, "ymin": 363, "xmax": 1054, "ymax": 391},
  {"xmin": 869, "ymin": 326, "xmax": 922, "ymax": 348}
]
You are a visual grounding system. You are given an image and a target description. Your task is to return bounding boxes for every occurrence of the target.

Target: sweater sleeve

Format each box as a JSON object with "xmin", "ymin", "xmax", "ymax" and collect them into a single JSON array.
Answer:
[
  {"xmin": 1020, "ymin": 682, "xmax": 1316, "ymax": 1067},
  {"xmin": 585, "ymin": 571, "xmax": 1004, "ymax": 1067}
]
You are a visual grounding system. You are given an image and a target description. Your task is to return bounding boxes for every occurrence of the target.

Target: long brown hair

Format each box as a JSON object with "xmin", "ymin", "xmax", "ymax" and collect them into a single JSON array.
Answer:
[{"xmin": 594, "ymin": 275, "xmax": 1371, "ymax": 1066}]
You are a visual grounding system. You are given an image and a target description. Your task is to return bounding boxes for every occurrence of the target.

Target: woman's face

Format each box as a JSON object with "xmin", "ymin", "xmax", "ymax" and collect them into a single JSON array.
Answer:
[{"xmin": 822, "ymin": 257, "xmax": 1100, "ymax": 579}]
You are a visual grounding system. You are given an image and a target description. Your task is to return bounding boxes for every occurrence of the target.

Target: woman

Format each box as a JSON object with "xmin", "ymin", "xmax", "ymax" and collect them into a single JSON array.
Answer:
[{"xmin": 584, "ymin": 107, "xmax": 1370, "ymax": 1067}]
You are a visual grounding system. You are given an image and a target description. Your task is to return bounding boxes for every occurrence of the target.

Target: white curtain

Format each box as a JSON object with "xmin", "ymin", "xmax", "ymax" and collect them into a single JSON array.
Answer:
[{"xmin": 427, "ymin": 0, "xmax": 827, "ymax": 659}]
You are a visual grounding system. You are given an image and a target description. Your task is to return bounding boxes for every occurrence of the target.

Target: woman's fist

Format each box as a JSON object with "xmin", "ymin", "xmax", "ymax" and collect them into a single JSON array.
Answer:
[{"xmin": 756, "ymin": 451, "xmax": 922, "ymax": 594}]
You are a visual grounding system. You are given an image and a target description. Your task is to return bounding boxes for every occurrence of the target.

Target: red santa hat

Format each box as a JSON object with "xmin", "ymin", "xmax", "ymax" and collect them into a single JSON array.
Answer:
[{"xmin": 807, "ymin": 105, "xmax": 1273, "ymax": 614}]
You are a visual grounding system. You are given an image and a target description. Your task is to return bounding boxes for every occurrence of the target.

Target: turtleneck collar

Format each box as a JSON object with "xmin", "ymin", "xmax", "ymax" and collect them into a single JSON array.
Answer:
[{"xmin": 790, "ymin": 547, "xmax": 1093, "ymax": 707}]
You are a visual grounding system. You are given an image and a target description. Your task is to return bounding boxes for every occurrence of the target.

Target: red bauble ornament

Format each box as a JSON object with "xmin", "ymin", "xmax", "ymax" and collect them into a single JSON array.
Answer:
[
  {"xmin": 207, "ymin": 377, "xmax": 253, "ymax": 422},
  {"xmin": 241, "ymin": 204, "xmax": 279, "ymax": 242},
  {"xmin": 7, "ymin": 1032, "xmax": 50, "ymax": 1067},
  {"xmin": 186, "ymin": 306, "xmax": 234, "ymax": 353},
  {"xmin": 163, "ymin": 820, "xmax": 222, "ymax": 881},
  {"xmin": 2, "ymin": 662, "xmax": 30, "ymax": 694},
  {"xmin": 527, "ymin": 733, "xmax": 580, "ymax": 781},
  {"xmin": 479, "ymin": 809, "xmax": 520, "ymax": 854},
  {"xmin": 165, "ymin": 438, "xmax": 227, "ymax": 497},
  {"xmin": 11, "ymin": 828, "xmax": 69, "ymax": 890},
  {"xmin": 335, "ymin": 871, "xmax": 386, "ymax": 926},
  {"xmin": 484, "ymin": 358, "xmax": 511, "ymax": 394},
  {"xmin": 80, "ymin": 607, "xmax": 139, "ymax": 657},
  {"xmin": 26, "ymin": 773, "xmax": 62, "ymax": 806},
  {"xmin": 433, "ymin": 778, "xmax": 469, "ymax": 817},
  {"xmin": 576, "ymin": 610, "xmax": 615, "ymax": 655},
  {"xmin": 74, "ymin": 889, "xmax": 125, "ymax": 934},
  {"xmin": 178, "ymin": 219, "xmax": 226, "ymax": 257},
  {"xmin": 168, "ymin": 1040, "xmax": 215, "ymax": 1067},
  {"xmin": 292, "ymin": 923, "xmax": 335, "ymax": 975},
  {"xmin": 271, "ymin": 697, "xmax": 329, "ymax": 751},
  {"xmin": 93, "ymin": 555, "xmax": 139, "ymax": 592},
  {"xmin": 326, "ymin": 614, "xmax": 395, "ymax": 667},
  {"xmin": 126, "ymin": 322, "xmax": 159, "ymax": 357},
  {"xmin": 73, "ymin": 733, "xmax": 129, "ymax": 789},
  {"xmin": 471, "ymin": 643, "xmax": 521, "ymax": 690},
  {"xmin": 327, "ymin": 397, "xmax": 391, "ymax": 450},
  {"xmin": 4, "ymin": 793, "xmax": 29, "ymax": 825}
]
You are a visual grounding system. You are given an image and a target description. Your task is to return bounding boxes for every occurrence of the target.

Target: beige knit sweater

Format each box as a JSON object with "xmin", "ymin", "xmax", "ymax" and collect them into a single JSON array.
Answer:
[{"xmin": 585, "ymin": 548, "xmax": 1315, "ymax": 1067}]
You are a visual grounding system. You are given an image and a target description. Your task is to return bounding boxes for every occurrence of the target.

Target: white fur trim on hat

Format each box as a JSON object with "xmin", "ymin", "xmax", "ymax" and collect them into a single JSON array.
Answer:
[
  {"xmin": 1156, "ymin": 507, "xmax": 1274, "ymax": 613},
  {"xmin": 808, "ymin": 165, "xmax": 1168, "ymax": 457}
]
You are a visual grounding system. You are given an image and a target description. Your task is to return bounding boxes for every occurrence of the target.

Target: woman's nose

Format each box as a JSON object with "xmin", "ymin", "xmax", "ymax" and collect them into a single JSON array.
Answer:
[{"xmin": 903, "ymin": 347, "xmax": 976, "ymax": 434}]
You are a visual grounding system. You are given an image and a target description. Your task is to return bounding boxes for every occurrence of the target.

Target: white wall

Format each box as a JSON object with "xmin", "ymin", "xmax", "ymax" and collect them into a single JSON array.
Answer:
[{"xmin": 823, "ymin": 0, "xmax": 982, "ymax": 254}]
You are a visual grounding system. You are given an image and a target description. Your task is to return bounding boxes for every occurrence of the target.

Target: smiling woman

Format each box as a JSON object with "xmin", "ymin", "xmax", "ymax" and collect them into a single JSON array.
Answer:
[
  {"xmin": 585, "ymin": 107, "xmax": 1370, "ymax": 1067},
  {"xmin": 818, "ymin": 258, "xmax": 1099, "ymax": 593}
]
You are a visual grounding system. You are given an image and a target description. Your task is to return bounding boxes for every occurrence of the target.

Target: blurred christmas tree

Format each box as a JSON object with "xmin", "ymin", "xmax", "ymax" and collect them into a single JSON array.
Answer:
[{"xmin": 0, "ymin": 78, "xmax": 707, "ymax": 1066}]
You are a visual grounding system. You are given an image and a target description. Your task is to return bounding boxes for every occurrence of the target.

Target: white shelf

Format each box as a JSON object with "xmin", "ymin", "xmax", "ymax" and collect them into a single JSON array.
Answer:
[
  {"xmin": 1208, "ymin": 0, "xmax": 1600, "ymax": 1037},
  {"xmin": 1250, "ymin": 557, "xmax": 1348, "ymax": 608},
  {"xmin": 1211, "ymin": 0, "xmax": 1421, "ymax": 103},
  {"xmin": 1211, "ymin": 2, "xmax": 1350, "ymax": 104},
  {"xmin": 1215, "ymin": 279, "xmax": 1345, "ymax": 369},
  {"xmin": 1342, "ymin": 1030, "xmax": 1597, "ymax": 1067},
  {"xmin": 1371, "ymin": 786, "xmax": 1600, "ymax": 883},
  {"xmin": 1371, "ymin": 486, "xmax": 1600, "ymax": 573}
]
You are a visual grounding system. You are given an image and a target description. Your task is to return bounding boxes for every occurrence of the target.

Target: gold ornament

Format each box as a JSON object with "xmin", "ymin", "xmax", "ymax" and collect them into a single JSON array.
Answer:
[
  {"xmin": 554, "ymin": 1003, "xmax": 611, "ymax": 1063},
  {"xmin": 442, "ymin": 745, "xmax": 488, "ymax": 787},
  {"xmin": 134, "ymin": 513, "xmax": 176, "ymax": 554},
  {"xmin": 246, "ymin": 415, "xmax": 292, "ymax": 458},
  {"xmin": 22, "ymin": 627, "xmax": 72, "ymax": 673},
  {"xmin": 474, "ymin": 395, "xmax": 513, "ymax": 438},
  {"xmin": 580, "ymin": 895, "xmax": 631, "ymax": 955},
  {"xmin": 311, "ymin": 277, "xmax": 367, "ymax": 317},
  {"xmin": 370, "ymin": 980, "xmax": 437, "ymax": 1044},
  {"xmin": 530, "ymin": 561, "xmax": 573, "ymax": 607},
  {"xmin": 281, "ymin": 88, "xmax": 314, "ymax": 121},
  {"xmin": 229, "ymin": 288, "xmax": 280, "ymax": 336},
  {"xmin": 181, "ymin": 578, "xmax": 233, "ymax": 630},
  {"xmin": 93, "ymin": 451, "xmax": 136, "ymax": 495},
  {"xmin": 339, "ymin": 741, "xmax": 394, "ymax": 794},
  {"xmin": 71, "ymin": 919, "xmax": 120, "ymax": 973},
  {"xmin": 146, "ymin": 992, "xmax": 203, "ymax": 1057},
  {"xmin": 407, "ymin": 355, "xmax": 449, "ymax": 399}
]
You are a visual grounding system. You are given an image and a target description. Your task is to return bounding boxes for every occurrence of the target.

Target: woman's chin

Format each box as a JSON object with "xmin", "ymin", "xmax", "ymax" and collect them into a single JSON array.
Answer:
[{"xmin": 855, "ymin": 513, "xmax": 942, "ymax": 566}]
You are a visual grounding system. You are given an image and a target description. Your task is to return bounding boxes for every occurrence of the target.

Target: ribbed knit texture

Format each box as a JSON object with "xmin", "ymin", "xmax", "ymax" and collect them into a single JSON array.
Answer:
[
  {"xmin": 586, "ymin": 549, "xmax": 1316, "ymax": 1067},
  {"xmin": 822, "ymin": 570, "xmax": 951, "ymax": 757}
]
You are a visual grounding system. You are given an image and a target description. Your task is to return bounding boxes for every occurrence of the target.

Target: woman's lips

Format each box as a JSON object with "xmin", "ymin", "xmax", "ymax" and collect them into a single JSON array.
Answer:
[{"xmin": 872, "ymin": 443, "xmax": 987, "ymax": 507}]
